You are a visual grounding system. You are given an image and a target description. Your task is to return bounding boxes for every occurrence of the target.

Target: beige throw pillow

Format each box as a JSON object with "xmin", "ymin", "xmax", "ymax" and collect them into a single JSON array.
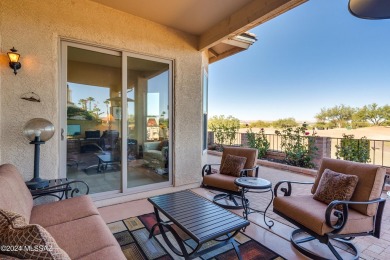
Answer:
[
  {"xmin": 0, "ymin": 209, "xmax": 70, "ymax": 260},
  {"xmin": 313, "ymin": 169, "xmax": 359, "ymax": 210},
  {"xmin": 220, "ymin": 154, "xmax": 247, "ymax": 177}
]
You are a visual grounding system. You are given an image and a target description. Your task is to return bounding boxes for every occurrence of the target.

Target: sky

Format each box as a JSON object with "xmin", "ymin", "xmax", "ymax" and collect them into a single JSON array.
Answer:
[
  {"xmin": 68, "ymin": 71, "xmax": 168, "ymax": 118},
  {"xmin": 208, "ymin": 0, "xmax": 390, "ymax": 122}
]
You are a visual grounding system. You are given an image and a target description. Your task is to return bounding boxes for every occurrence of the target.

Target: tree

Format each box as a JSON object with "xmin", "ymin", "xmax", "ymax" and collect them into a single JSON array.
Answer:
[
  {"xmin": 315, "ymin": 105, "xmax": 355, "ymax": 128},
  {"xmin": 78, "ymin": 99, "xmax": 87, "ymax": 110},
  {"xmin": 86, "ymin": 97, "xmax": 95, "ymax": 111},
  {"xmin": 249, "ymin": 120, "xmax": 271, "ymax": 128},
  {"xmin": 272, "ymin": 118, "xmax": 298, "ymax": 129},
  {"xmin": 103, "ymin": 99, "xmax": 110, "ymax": 117},
  {"xmin": 208, "ymin": 115, "xmax": 240, "ymax": 147},
  {"xmin": 354, "ymin": 103, "xmax": 390, "ymax": 126}
]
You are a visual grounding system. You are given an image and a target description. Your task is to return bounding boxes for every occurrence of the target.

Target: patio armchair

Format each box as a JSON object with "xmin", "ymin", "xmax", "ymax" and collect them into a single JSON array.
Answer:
[
  {"xmin": 273, "ymin": 157, "xmax": 388, "ymax": 260},
  {"xmin": 202, "ymin": 146, "xmax": 259, "ymax": 209}
]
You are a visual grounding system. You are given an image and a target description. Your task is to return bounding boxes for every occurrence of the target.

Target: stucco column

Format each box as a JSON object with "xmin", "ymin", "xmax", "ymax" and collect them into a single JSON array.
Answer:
[{"xmin": 312, "ymin": 137, "xmax": 331, "ymax": 168}]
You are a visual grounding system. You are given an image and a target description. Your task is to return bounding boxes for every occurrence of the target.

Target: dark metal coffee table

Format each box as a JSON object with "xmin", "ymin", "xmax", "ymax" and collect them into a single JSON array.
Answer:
[
  {"xmin": 234, "ymin": 177, "xmax": 274, "ymax": 228},
  {"xmin": 148, "ymin": 190, "xmax": 249, "ymax": 260},
  {"xmin": 96, "ymin": 153, "xmax": 120, "ymax": 172}
]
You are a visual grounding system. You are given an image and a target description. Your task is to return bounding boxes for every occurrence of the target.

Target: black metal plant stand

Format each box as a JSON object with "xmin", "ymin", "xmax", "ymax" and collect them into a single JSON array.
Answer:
[{"xmin": 25, "ymin": 136, "xmax": 49, "ymax": 189}]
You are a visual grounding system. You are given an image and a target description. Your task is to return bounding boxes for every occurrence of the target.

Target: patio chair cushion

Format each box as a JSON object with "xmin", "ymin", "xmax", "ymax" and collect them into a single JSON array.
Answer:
[
  {"xmin": 274, "ymin": 195, "xmax": 374, "ymax": 236},
  {"xmin": 45, "ymin": 215, "xmax": 120, "ymax": 260},
  {"xmin": 30, "ymin": 195, "xmax": 99, "ymax": 228},
  {"xmin": 221, "ymin": 147, "xmax": 258, "ymax": 177},
  {"xmin": 202, "ymin": 173, "xmax": 239, "ymax": 192},
  {"xmin": 0, "ymin": 209, "xmax": 70, "ymax": 260},
  {"xmin": 311, "ymin": 158, "xmax": 386, "ymax": 216},
  {"xmin": 220, "ymin": 154, "xmax": 247, "ymax": 177},
  {"xmin": 313, "ymin": 169, "xmax": 359, "ymax": 210},
  {"xmin": 0, "ymin": 164, "xmax": 33, "ymax": 222}
]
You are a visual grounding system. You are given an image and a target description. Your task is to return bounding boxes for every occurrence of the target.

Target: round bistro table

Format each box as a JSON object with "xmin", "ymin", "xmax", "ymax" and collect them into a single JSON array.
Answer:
[{"xmin": 234, "ymin": 177, "xmax": 274, "ymax": 228}]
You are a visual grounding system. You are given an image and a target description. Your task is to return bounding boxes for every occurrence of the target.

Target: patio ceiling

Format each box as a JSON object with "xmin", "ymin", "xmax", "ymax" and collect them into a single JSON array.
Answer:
[{"xmin": 91, "ymin": 0, "xmax": 307, "ymax": 61}]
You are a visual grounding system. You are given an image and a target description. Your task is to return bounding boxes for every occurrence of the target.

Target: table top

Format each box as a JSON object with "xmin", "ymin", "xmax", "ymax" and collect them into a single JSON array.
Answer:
[
  {"xmin": 234, "ymin": 177, "xmax": 272, "ymax": 189},
  {"xmin": 97, "ymin": 153, "xmax": 120, "ymax": 163},
  {"xmin": 148, "ymin": 190, "xmax": 249, "ymax": 244}
]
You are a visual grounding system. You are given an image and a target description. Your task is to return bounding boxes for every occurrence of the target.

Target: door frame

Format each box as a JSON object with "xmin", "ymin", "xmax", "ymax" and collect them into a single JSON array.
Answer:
[{"xmin": 59, "ymin": 40, "xmax": 173, "ymax": 199}]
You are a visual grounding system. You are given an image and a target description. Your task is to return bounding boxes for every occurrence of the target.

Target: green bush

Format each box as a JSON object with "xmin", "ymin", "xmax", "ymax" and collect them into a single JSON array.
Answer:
[
  {"xmin": 275, "ymin": 123, "xmax": 317, "ymax": 168},
  {"xmin": 272, "ymin": 118, "xmax": 298, "ymax": 129},
  {"xmin": 209, "ymin": 115, "xmax": 240, "ymax": 149},
  {"xmin": 246, "ymin": 128, "xmax": 270, "ymax": 159},
  {"xmin": 335, "ymin": 134, "xmax": 370, "ymax": 163}
]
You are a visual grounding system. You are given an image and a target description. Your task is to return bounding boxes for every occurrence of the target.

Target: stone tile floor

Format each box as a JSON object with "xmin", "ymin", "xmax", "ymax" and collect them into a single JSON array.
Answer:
[{"xmin": 207, "ymin": 154, "xmax": 390, "ymax": 260}]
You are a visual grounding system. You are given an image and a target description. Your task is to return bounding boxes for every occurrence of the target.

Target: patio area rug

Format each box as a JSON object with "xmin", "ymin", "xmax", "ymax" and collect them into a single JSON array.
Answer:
[{"xmin": 107, "ymin": 212, "xmax": 284, "ymax": 260}]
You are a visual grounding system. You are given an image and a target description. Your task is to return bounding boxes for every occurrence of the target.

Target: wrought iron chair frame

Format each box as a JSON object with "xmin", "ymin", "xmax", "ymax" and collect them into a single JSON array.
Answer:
[
  {"xmin": 273, "ymin": 177, "xmax": 388, "ymax": 260},
  {"xmin": 202, "ymin": 163, "xmax": 259, "ymax": 209}
]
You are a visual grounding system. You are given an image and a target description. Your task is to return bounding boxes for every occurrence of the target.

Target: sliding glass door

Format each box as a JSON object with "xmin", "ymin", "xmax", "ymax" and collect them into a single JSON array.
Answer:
[
  {"xmin": 61, "ymin": 42, "xmax": 172, "ymax": 196},
  {"xmin": 125, "ymin": 55, "xmax": 170, "ymax": 189}
]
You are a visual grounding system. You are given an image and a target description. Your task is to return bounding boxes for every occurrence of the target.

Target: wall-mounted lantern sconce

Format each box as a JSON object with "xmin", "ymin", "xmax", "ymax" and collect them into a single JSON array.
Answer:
[{"xmin": 7, "ymin": 47, "xmax": 22, "ymax": 75}]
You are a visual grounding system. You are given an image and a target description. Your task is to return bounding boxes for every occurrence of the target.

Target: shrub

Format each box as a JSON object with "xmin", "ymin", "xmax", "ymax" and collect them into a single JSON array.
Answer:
[
  {"xmin": 335, "ymin": 134, "xmax": 370, "ymax": 163},
  {"xmin": 209, "ymin": 115, "xmax": 240, "ymax": 149},
  {"xmin": 272, "ymin": 118, "xmax": 298, "ymax": 129},
  {"xmin": 275, "ymin": 123, "xmax": 317, "ymax": 168},
  {"xmin": 246, "ymin": 128, "xmax": 270, "ymax": 159}
]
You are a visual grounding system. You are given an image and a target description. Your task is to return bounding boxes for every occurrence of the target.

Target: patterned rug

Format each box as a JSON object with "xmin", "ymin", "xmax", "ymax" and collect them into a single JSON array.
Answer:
[{"xmin": 107, "ymin": 213, "xmax": 284, "ymax": 260}]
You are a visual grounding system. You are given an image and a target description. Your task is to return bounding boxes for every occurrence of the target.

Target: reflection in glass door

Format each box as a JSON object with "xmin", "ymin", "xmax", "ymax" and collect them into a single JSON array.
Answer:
[
  {"xmin": 126, "ymin": 55, "xmax": 170, "ymax": 189},
  {"xmin": 65, "ymin": 45, "xmax": 122, "ymax": 194},
  {"xmin": 62, "ymin": 42, "xmax": 172, "ymax": 196}
]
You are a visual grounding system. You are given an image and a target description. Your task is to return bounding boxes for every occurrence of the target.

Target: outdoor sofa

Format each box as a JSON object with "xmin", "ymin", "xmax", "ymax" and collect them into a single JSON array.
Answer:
[{"xmin": 0, "ymin": 163, "xmax": 125, "ymax": 260}]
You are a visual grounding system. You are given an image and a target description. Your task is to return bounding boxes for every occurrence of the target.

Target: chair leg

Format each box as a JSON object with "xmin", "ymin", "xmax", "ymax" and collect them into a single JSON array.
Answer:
[{"xmin": 291, "ymin": 229, "xmax": 359, "ymax": 260}]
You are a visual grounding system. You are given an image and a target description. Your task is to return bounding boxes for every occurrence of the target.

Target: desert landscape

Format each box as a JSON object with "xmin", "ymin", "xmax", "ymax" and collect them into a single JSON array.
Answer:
[{"xmin": 238, "ymin": 126, "xmax": 390, "ymax": 166}]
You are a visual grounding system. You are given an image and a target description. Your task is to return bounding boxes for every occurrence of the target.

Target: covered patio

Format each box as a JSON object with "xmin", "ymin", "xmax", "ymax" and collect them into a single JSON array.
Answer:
[
  {"xmin": 99, "ymin": 154, "xmax": 390, "ymax": 259},
  {"xmin": 1, "ymin": 0, "xmax": 389, "ymax": 259}
]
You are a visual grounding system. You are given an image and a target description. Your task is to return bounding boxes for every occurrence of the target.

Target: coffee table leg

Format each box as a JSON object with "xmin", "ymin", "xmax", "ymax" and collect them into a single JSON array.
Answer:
[{"xmin": 149, "ymin": 207, "xmax": 191, "ymax": 259}]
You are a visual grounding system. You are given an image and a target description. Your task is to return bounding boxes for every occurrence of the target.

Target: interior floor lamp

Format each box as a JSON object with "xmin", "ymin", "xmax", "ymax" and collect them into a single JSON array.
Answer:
[{"xmin": 23, "ymin": 118, "xmax": 55, "ymax": 189}]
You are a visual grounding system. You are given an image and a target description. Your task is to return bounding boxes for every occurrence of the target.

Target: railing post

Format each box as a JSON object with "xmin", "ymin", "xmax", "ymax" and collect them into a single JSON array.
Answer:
[
  {"xmin": 241, "ymin": 133, "xmax": 248, "ymax": 147},
  {"xmin": 312, "ymin": 137, "xmax": 332, "ymax": 168},
  {"xmin": 208, "ymin": 131, "xmax": 214, "ymax": 146}
]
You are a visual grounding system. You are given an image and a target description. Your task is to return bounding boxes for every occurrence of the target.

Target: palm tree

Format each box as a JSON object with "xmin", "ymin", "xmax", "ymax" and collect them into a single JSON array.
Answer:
[
  {"xmin": 78, "ymin": 99, "xmax": 87, "ymax": 110},
  {"xmin": 104, "ymin": 99, "xmax": 110, "ymax": 118},
  {"xmin": 86, "ymin": 97, "xmax": 95, "ymax": 111}
]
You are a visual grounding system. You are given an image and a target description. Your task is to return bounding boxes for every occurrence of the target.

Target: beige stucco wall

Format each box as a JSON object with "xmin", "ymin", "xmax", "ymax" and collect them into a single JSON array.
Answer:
[{"xmin": 0, "ymin": 0, "xmax": 205, "ymax": 194}]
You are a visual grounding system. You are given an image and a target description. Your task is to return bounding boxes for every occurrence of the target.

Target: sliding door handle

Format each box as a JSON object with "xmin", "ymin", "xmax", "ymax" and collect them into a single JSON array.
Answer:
[{"xmin": 61, "ymin": 128, "xmax": 64, "ymax": 141}]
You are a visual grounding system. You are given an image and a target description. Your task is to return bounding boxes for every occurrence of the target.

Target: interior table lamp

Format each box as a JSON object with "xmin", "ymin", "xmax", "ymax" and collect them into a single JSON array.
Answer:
[{"xmin": 23, "ymin": 118, "xmax": 55, "ymax": 189}]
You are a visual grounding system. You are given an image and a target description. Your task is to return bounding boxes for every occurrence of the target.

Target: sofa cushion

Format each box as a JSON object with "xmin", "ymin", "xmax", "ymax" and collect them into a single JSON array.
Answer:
[
  {"xmin": 46, "ymin": 215, "xmax": 120, "ymax": 260},
  {"xmin": 312, "ymin": 158, "xmax": 386, "ymax": 216},
  {"xmin": 30, "ymin": 196, "xmax": 99, "ymax": 228},
  {"xmin": 220, "ymin": 154, "xmax": 247, "ymax": 177},
  {"xmin": 0, "ymin": 209, "xmax": 70, "ymax": 260},
  {"xmin": 313, "ymin": 169, "xmax": 359, "ymax": 210},
  {"xmin": 0, "ymin": 164, "xmax": 33, "ymax": 222},
  {"xmin": 274, "ymin": 195, "xmax": 374, "ymax": 236},
  {"xmin": 221, "ymin": 147, "xmax": 258, "ymax": 177},
  {"xmin": 203, "ymin": 173, "xmax": 239, "ymax": 192}
]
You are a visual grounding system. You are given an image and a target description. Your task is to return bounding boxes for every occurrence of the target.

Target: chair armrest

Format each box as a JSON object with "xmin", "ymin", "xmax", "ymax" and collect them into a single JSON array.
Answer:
[
  {"xmin": 240, "ymin": 165, "xmax": 260, "ymax": 177},
  {"xmin": 202, "ymin": 164, "xmax": 221, "ymax": 177},
  {"xmin": 274, "ymin": 180, "xmax": 314, "ymax": 197},
  {"xmin": 325, "ymin": 197, "xmax": 386, "ymax": 235},
  {"xmin": 31, "ymin": 180, "xmax": 90, "ymax": 200}
]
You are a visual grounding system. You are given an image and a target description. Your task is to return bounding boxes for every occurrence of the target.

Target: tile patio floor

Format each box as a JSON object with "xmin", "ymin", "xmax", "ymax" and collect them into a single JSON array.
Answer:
[{"xmin": 98, "ymin": 154, "xmax": 390, "ymax": 259}]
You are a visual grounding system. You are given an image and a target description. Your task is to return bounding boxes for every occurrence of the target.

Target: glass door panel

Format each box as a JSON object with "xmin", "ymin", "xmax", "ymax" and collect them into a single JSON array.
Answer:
[
  {"xmin": 126, "ymin": 56, "xmax": 170, "ymax": 189},
  {"xmin": 66, "ymin": 46, "xmax": 122, "ymax": 194}
]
